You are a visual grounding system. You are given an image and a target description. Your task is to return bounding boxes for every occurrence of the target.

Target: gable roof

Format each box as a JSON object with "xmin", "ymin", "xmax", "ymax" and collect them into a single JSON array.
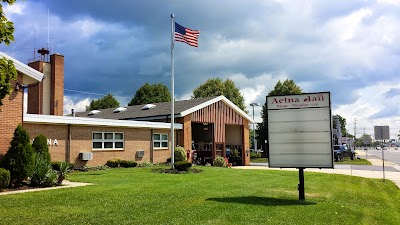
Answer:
[
  {"xmin": 74, "ymin": 96, "xmax": 254, "ymax": 123},
  {"xmin": 0, "ymin": 51, "xmax": 44, "ymax": 81}
]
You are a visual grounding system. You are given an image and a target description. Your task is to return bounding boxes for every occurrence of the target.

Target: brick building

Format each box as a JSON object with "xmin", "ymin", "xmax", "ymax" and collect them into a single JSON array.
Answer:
[
  {"xmin": 0, "ymin": 51, "xmax": 253, "ymax": 167},
  {"xmin": 0, "ymin": 52, "xmax": 44, "ymax": 157}
]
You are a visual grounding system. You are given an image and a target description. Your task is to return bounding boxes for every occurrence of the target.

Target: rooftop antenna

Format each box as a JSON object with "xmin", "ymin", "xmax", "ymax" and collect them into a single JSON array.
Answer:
[
  {"xmin": 33, "ymin": 27, "xmax": 36, "ymax": 61},
  {"xmin": 47, "ymin": 8, "xmax": 49, "ymax": 60}
]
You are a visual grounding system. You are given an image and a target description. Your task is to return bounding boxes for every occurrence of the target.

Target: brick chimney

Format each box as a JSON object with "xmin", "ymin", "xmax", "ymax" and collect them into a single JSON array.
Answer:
[{"xmin": 28, "ymin": 53, "xmax": 64, "ymax": 115}]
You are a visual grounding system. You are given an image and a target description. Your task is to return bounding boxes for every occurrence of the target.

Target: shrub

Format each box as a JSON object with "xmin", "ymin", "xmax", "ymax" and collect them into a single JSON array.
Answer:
[
  {"xmin": 32, "ymin": 134, "xmax": 51, "ymax": 163},
  {"xmin": 230, "ymin": 149, "xmax": 240, "ymax": 158},
  {"xmin": 0, "ymin": 125, "xmax": 35, "ymax": 187},
  {"xmin": 138, "ymin": 161, "xmax": 154, "ymax": 167},
  {"xmin": 0, "ymin": 168, "xmax": 10, "ymax": 189},
  {"xmin": 31, "ymin": 154, "xmax": 57, "ymax": 187},
  {"xmin": 106, "ymin": 159, "xmax": 122, "ymax": 168},
  {"xmin": 52, "ymin": 161, "xmax": 74, "ymax": 171},
  {"xmin": 174, "ymin": 161, "xmax": 192, "ymax": 171},
  {"xmin": 250, "ymin": 152, "xmax": 261, "ymax": 159},
  {"xmin": 120, "ymin": 160, "xmax": 138, "ymax": 168},
  {"xmin": 213, "ymin": 156, "xmax": 226, "ymax": 167},
  {"xmin": 174, "ymin": 146, "xmax": 187, "ymax": 162},
  {"xmin": 56, "ymin": 162, "xmax": 71, "ymax": 186}
]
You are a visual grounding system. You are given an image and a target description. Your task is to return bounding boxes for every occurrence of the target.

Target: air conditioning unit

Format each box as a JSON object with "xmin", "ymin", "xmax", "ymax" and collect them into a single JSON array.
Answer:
[
  {"xmin": 80, "ymin": 152, "xmax": 93, "ymax": 161},
  {"xmin": 136, "ymin": 150, "xmax": 145, "ymax": 158}
]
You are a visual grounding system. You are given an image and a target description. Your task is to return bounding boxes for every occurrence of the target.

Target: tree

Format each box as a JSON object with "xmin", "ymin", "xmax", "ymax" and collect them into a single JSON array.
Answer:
[
  {"xmin": 257, "ymin": 79, "xmax": 302, "ymax": 156},
  {"xmin": 32, "ymin": 134, "xmax": 51, "ymax": 163},
  {"xmin": 192, "ymin": 78, "xmax": 246, "ymax": 111},
  {"xmin": 86, "ymin": 94, "xmax": 119, "ymax": 111},
  {"xmin": 0, "ymin": 125, "xmax": 34, "ymax": 187},
  {"xmin": 128, "ymin": 83, "xmax": 171, "ymax": 106},
  {"xmin": 0, "ymin": 0, "xmax": 17, "ymax": 106},
  {"xmin": 335, "ymin": 115, "xmax": 347, "ymax": 136}
]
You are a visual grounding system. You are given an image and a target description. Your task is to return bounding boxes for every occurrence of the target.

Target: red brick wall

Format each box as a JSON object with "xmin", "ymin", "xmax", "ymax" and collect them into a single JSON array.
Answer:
[
  {"xmin": 50, "ymin": 54, "xmax": 64, "ymax": 116},
  {"xmin": 23, "ymin": 123, "xmax": 172, "ymax": 167},
  {"xmin": 23, "ymin": 123, "xmax": 68, "ymax": 162},
  {"xmin": 0, "ymin": 73, "xmax": 23, "ymax": 158}
]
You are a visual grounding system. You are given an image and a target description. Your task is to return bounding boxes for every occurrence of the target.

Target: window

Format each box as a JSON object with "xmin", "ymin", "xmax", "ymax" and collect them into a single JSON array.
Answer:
[
  {"xmin": 92, "ymin": 132, "xmax": 124, "ymax": 150},
  {"xmin": 153, "ymin": 133, "xmax": 168, "ymax": 149}
]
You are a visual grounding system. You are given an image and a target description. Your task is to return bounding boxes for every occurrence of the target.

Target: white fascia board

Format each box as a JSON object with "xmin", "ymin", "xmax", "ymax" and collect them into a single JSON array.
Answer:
[
  {"xmin": 24, "ymin": 114, "xmax": 183, "ymax": 130},
  {"xmin": 180, "ymin": 95, "xmax": 254, "ymax": 123},
  {"xmin": 0, "ymin": 51, "xmax": 44, "ymax": 82}
]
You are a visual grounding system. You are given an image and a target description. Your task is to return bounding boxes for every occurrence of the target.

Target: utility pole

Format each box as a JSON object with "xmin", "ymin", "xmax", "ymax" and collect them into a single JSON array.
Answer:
[{"xmin": 354, "ymin": 118, "xmax": 357, "ymax": 150}]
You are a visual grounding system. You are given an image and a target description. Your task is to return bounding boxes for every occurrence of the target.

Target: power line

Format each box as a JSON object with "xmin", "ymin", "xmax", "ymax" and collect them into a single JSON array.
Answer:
[{"xmin": 64, "ymin": 88, "xmax": 131, "ymax": 99}]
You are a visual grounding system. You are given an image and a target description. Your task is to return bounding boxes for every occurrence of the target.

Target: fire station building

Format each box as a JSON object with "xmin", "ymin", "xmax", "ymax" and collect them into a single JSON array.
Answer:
[{"xmin": 0, "ymin": 51, "xmax": 253, "ymax": 167}]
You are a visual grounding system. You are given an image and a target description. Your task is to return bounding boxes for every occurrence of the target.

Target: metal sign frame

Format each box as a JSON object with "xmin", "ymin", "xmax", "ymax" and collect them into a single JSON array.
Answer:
[{"xmin": 266, "ymin": 92, "xmax": 333, "ymax": 168}]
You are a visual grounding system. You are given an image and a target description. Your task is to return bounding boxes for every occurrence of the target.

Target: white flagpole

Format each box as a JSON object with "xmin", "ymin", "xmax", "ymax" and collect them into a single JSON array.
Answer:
[{"xmin": 171, "ymin": 14, "xmax": 175, "ymax": 169}]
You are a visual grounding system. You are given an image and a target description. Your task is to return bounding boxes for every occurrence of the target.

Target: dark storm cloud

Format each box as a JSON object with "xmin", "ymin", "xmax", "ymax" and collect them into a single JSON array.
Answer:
[{"xmin": 2, "ymin": 0, "xmax": 399, "ymax": 120}]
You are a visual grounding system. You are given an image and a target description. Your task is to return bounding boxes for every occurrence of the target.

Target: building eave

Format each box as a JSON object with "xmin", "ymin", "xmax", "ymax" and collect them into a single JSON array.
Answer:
[
  {"xmin": 0, "ymin": 51, "xmax": 44, "ymax": 82},
  {"xmin": 23, "ymin": 114, "xmax": 183, "ymax": 130},
  {"xmin": 180, "ymin": 96, "xmax": 254, "ymax": 123}
]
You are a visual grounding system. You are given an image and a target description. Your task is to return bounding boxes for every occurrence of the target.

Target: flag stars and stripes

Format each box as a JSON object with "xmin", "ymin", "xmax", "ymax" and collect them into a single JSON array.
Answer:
[{"xmin": 174, "ymin": 22, "xmax": 200, "ymax": 47}]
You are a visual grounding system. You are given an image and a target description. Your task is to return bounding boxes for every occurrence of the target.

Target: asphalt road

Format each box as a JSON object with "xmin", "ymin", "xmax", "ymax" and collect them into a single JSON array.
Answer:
[{"xmin": 360, "ymin": 149, "xmax": 400, "ymax": 166}]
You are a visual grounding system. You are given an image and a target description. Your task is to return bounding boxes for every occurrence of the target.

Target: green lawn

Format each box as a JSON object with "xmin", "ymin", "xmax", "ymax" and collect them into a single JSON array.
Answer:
[
  {"xmin": 250, "ymin": 157, "xmax": 268, "ymax": 163},
  {"xmin": 335, "ymin": 158, "xmax": 371, "ymax": 165},
  {"xmin": 1, "ymin": 166, "xmax": 399, "ymax": 225}
]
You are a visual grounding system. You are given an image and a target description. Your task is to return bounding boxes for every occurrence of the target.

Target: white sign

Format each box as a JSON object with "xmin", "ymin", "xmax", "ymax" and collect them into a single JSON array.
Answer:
[
  {"xmin": 267, "ymin": 92, "xmax": 333, "ymax": 168},
  {"xmin": 339, "ymin": 137, "xmax": 347, "ymax": 144}
]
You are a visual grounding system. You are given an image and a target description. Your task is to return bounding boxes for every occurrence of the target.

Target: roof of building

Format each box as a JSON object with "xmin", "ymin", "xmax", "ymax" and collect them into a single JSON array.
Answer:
[
  {"xmin": 0, "ymin": 51, "xmax": 44, "ymax": 81},
  {"xmin": 24, "ymin": 114, "xmax": 182, "ymax": 130},
  {"xmin": 74, "ymin": 96, "xmax": 254, "ymax": 123}
]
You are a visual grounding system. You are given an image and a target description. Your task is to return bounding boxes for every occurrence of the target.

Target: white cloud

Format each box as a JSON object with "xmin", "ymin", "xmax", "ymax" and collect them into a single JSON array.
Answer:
[
  {"xmin": 3, "ymin": 2, "xmax": 25, "ymax": 17},
  {"xmin": 334, "ymin": 82, "xmax": 400, "ymax": 139},
  {"xmin": 63, "ymin": 96, "xmax": 91, "ymax": 115},
  {"xmin": 377, "ymin": 0, "xmax": 400, "ymax": 6}
]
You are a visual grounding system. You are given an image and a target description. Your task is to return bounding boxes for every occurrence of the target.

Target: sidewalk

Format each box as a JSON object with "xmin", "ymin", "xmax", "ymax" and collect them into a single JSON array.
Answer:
[
  {"xmin": 236, "ymin": 153, "xmax": 400, "ymax": 189},
  {"xmin": 0, "ymin": 180, "xmax": 92, "ymax": 196}
]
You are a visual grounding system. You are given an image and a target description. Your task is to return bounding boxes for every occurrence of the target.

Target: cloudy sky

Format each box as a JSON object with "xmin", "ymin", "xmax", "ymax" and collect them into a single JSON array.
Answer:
[{"xmin": 1, "ymin": 0, "xmax": 400, "ymax": 139}]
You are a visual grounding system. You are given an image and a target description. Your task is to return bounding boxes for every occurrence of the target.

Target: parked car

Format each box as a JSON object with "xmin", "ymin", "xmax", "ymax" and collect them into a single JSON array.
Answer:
[
  {"xmin": 376, "ymin": 146, "xmax": 382, "ymax": 150},
  {"xmin": 333, "ymin": 145, "xmax": 355, "ymax": 162}
]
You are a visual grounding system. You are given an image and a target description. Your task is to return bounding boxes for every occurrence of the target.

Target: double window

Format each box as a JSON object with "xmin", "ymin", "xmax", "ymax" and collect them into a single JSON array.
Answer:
[
  {"xmin": 153, "ymin": 133, "xmax": 168, "ymax": 149},
  {"xmin": 92, "ymin": 132, "xmax": 124, "ymax": 150}
]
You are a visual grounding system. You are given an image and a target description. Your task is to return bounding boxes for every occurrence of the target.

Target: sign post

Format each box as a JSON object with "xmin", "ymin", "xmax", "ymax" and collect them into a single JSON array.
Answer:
[
  {"xmin": 374, "ymin": 126, "xmax": 390, "ymax": 181},
  {"xmin": 267, "ymin": 92, "xmax": 332, "ymax": 201}
]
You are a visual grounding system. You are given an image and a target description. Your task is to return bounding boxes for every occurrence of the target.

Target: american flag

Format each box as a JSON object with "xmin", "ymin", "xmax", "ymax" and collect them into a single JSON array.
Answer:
[{"xmin": 174, "ymin": 22, "xmax": 200, "ymax": 47}]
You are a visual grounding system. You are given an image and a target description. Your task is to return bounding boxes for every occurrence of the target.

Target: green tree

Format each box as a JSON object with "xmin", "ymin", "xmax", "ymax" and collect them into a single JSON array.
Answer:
[
  {"xmin": 32, "ymin": 134, "xmax": 51, "ymax": 163},
  {"xmin": 128, "ymin": 83, "xmax": 171, "ymax": 106},
  {"xmin": 0, "ymin": 0, "xmax": 17, "ymax": 106},
  {"xmin": 192, "ymin": 78, "xmax": 246, "ymax": 111},
  {"xmin": 86, "ymin": 94, "xmax": 120, "ymax": 111},
  {"xmin": 0, "ymin": 125, "xmax": 34, "ymax": 187},
  {"xmin": 257, "ymin": 79, "xmax": 302, "ymax": 156},
  {"xmin": 359, "ymin": 134, "xmax": 372, "ymax": 147},
  {"xmin": 335, "ymin": 115, "xmax": 347, "ymax": 136}
]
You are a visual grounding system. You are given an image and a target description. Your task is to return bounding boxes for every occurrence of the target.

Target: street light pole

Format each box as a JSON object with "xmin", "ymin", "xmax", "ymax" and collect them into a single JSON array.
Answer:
[{"xmin": 250, "ymin": 103, "xmax": 260, "ymax": 152}]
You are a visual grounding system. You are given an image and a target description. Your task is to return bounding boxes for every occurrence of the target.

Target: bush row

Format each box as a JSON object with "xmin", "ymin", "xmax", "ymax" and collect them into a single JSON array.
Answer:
[{"xmin": 105, "ymin": 159, "xmax": 138, "ymax": 168}]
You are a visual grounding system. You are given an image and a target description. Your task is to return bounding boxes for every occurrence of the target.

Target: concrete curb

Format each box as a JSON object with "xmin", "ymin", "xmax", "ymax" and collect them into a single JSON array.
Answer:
[{"xmin": 0, "ymin": 180, "xmax": 92, "ymax": 196}]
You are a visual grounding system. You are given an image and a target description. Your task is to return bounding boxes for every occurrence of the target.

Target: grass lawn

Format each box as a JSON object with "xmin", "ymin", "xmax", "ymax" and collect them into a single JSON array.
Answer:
[
  {"xmin": 1, "ymin": 166, "xmax": 399, "ymax": 225},
  {"xmin": 250, "ymin": 157, "xmax": 268, "ymax": 163},
  {"xmin": 335, "ymin": 158, "xmax": 371, "ymax": 165}
]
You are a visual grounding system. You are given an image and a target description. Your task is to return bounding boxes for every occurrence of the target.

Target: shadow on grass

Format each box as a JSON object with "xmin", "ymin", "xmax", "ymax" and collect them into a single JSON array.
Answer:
[{"xmin": 206, "ymin": 196, "xmax": 316, "ymax": 206}]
